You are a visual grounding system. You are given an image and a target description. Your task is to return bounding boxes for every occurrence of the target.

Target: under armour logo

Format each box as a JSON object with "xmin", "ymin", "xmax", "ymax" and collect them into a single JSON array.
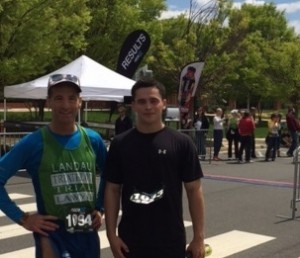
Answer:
[{"xmin": 158, "ymin": 149, "xmax": 167, "ymax": 154}]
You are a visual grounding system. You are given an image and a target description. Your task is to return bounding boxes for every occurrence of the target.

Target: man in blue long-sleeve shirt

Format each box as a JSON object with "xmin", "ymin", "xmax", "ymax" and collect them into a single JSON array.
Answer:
[{"xmin": 0, "ymin": 74, "xmax": 106, "ymax": 258}]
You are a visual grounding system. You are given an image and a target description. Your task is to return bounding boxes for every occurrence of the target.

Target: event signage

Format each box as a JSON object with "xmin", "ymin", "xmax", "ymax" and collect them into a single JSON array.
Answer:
[
  {"xmin": 116, "ymin": 29, "xmax": 151, "ymax": 79},
  {"xmin": 178, "ymin": 61, "xmax": 205, "ymax": 129}
]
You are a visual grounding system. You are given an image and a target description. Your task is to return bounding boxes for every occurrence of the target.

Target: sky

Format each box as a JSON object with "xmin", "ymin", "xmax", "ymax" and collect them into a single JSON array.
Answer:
[{"xmin": 163, "ymin": 0, "xmax": 300, "ymax": 35}]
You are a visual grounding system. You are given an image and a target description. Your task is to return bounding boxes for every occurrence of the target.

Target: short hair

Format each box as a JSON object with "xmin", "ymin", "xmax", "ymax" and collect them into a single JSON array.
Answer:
[
  {"xmin": 131, "ymin": 77, "xmax": 166, "ymax": 100},
  {"xmin": 187, "ymin": 66, "xmax": 196, "ymax": 73},
  {"xmin": 271, "ymin": 113, "xmax": 277, "ymax": 119},
  {"xmin": 243, "ymin": 110, "xmax": 250, "ymax": 117},
  {"xmin": 288, "ymin": 106, "xmax": 294, "ymax": 112},
  {"xmin": 118, "ymin": 105, "xmax": 126, "ymax": 112}
]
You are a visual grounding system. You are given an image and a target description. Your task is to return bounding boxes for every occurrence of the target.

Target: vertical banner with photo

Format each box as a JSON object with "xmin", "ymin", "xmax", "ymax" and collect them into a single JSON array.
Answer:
[
  {"xmin": 116, "ymin": 29, "xmax": 151, "ymax": 79},
  {"xmin": 178, "ymin": 62, "xmax": 205, "ymax": 129}
]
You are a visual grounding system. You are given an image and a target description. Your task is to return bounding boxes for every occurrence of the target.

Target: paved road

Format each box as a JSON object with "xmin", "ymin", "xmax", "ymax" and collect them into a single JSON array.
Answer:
[
  {"xmin": 1, "ymin": 145, "xmax": 300, "ymax": 257},
  {"xmin": 201, "ymin": 144, "xmax": 300, "ymax": 258}
]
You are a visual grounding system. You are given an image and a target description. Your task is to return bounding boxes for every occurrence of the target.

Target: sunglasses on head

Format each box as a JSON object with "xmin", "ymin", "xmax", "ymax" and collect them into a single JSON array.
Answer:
[{"xmin": 48, "ymin": 74, "xmax": 80, "ymax": 87}]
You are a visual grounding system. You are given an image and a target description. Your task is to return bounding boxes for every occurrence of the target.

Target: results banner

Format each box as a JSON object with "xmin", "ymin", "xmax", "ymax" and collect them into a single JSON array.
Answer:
[{"xmin": 116, "ymin": 29, "xmax": 151, "ymax": 79}]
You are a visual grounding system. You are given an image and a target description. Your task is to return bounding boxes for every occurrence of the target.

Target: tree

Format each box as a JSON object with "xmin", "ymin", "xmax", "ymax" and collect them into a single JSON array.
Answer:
[
  {"xmin": 219, "ymin": 2, "xmax": 298, "ymax": 109},
  {"xmin": 85, "ymin": 0, "xmax": 166, "ymax": 69},
  {"xmin": 148, "ymin": 0, "xmax": 232, "ymax": 100},
  {"xmin": 0, "ymin": 0, "xmax": 90, "ymax": 94},
  {"xmin": 268, "ymin": 40, "xmax": 300, "ymax": 112}
]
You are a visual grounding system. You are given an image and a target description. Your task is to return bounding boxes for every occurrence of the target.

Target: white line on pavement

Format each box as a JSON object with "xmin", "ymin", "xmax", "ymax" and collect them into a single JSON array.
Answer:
[{"xmin": 205, "ymin": 230, "xmax": 275, "ymax": 258}]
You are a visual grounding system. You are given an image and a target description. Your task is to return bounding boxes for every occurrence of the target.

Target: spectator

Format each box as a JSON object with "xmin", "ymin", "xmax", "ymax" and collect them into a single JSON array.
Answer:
[
  {"xmin": 238, "ymin": 110, "xmax": 255, "ymax": 163},
  {"xmin": 280, "ymin": 129, "xmax": 292, "ymax": 148},
  {"xmin": 276, "ymin": 113, "xmax": 283, "ymax": 157},
  {"xmin": 250, "ymin": 107, "xmax": 258, "ymax": 158},
  {"xmin": 226, "ymin": 109, "xmax": 240, "ymax": 160},
  {"xmin": 213, "ymin": 108, "xmax": 225, "ymax": 161},
  {"xmin": 286, "ymin": 106, "xmax": 300, "ymax": 157},
  {"xmin": 115, "ymin": 105, "xmax": 133, "ymax": 135},
  {"xmin": 265, "ymin": 113, "xmax": 280, "ymax": 161},
  {"xmin": 194, "ymin": 106, "xmax": 210, "ymax": 160}
]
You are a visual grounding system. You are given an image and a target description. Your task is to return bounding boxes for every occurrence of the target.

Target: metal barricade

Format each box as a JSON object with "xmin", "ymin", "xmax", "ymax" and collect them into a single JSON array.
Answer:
[
  {"xmin": 290, "ymin": 146, "xmax": 300, "ymax": 219},
  {"xmin": 178, "ymin": 128, "xmax": 213, "ymax": 163},
  {"xmin": 0, "ymin": 132, "xmax": 31, "ymax": 156}
]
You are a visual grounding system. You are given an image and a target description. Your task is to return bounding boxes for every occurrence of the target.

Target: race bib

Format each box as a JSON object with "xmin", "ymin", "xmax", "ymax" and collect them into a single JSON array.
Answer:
[{"xmin": 65, "ymin": 207, "xmax": 93, "ymax": 233}]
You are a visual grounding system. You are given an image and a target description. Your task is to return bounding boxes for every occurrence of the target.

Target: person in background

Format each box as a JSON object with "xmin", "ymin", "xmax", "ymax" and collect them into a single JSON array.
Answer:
[
  {"xmin": 0, "ymin": 74, "xmax": 107, "ymax": 258},
  {"xmin": 276, "ymin": 113, "xmax": 283, "ymax": 157},
  {"xmin": 104, "ymin": 78, "xmax": 206, "ymax": 258},
  {"xmin": 286, "ymin": 106, "xmax": 300, "ymax": 157},
  {"xmin": 213, "ymin": 107, "xmax": 225, "ymax": 161},
  {"xmin": 280, "ymin": 128, "xmax": 292, "ymax": 148},
  {"xmin": 265, "ymin": 113, "xmax": 280, "ymax": 161},
  {"xmin": 115, "ymin": 105, "xmax": 133, "ymax": 135},
  {"xmin": 250, "ymin": 107, "xmax": 258, "ymax": 158},
  {"xmin": 226, "ymin": 109, "xmax": 240, "ymax": 160},
  {"xmin": 238, "ymin": 110, "xmax": 255, "ymax": 163},
  {"xmin": 194, "ymin": 106, "xmax": 210, "ymax": 160}
]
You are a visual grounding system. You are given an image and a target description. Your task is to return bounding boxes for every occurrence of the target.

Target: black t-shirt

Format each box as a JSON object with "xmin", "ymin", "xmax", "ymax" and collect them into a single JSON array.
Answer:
[
  {"xmin": 103, "ymin": 127, "xmax": 203, "ymax": 248},
  {"xmin": 115, "ymin": 116, "xmax": 133, "ymax": 135}
]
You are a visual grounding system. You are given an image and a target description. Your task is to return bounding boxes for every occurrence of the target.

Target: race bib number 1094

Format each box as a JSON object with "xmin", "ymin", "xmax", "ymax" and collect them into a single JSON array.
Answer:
[{"xmin": 65, "ymin": 207, "xmax": 93, "ymax": 233}]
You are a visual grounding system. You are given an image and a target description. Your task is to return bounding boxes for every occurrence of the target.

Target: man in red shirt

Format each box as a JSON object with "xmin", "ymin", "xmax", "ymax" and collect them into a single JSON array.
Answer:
[{"xmin": 238, "ymin": 110, "xmax": 255, "ymax": 163}]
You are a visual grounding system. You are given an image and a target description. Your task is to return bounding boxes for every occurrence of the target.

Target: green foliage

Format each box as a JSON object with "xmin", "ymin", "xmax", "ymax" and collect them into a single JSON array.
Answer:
[
  {"xmin": 0, "ymin": 0, "xmax": 90, "ymax": 93},
  {"xmin": 85, "ymin": 0, "xmax": 166, "ymax": 69},
  {"xmin": 218, "ymin": 2, "xmax": 298, "ymax": 108},
  {"xmin": 1, "ymin": 0, "xmax": 300, "ymax": 114},
  {"xmin": 5, "ymin": 110, "xmax": 115, "ymax": 123}
]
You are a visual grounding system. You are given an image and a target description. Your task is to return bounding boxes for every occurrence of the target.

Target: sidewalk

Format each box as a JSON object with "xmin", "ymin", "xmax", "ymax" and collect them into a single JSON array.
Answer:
[
  {"xmin": 204, "ymin": 137, "xmax": 290, "ymax": 162},
  {"xmin": 201, "ymin": 138, "xmax": 296, "ymax": 188},
  {"xmin": 220, "ymin": 138, "xmax": 267, "ymax": 158}
]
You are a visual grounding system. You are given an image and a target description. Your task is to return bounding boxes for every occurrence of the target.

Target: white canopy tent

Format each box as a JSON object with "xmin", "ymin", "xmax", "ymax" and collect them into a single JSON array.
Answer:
[
  {"xmin": 3, "ymin": 55, "xmax": 135, "ymax": 122},
  {"xmin": 4, "ymin": 55, "xmax": 135, "ymax": 101}
]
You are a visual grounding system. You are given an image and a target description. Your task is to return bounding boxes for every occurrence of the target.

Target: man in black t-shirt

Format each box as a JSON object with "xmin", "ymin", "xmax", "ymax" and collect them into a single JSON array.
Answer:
[{"xmin": 104, "ymin": 78, "xmax": 206, "ymax": 258}]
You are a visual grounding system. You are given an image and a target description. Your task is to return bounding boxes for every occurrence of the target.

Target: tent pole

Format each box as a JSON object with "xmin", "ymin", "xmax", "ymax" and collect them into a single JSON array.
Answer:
[
  {"xmin": 78, "ymin": 108, "xmax": 81, "ymax": 124},
  {"xmin": 4, "ymin": 98, "xmax": 6, "ymax": 121},
  {"xmin": 2, "ymin": 99, "xmax": 7, "ymax": 147},
  {"xmin": 85, "ymin": 101, "xmax": 88, "ymax": 122}
]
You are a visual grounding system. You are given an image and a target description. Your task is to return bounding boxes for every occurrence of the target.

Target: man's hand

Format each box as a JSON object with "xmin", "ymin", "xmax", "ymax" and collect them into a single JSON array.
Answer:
[
  {"xmin": 91, "ymin": 210, "xmax": 103, "ymax": 231},
  {"xmin": 186, "ymin": 239, "xmax": 205, "ymax": 258},
  {"xmin": 108, "ymin": 235, "xmax": 129, "ymax": 258},
  {"xmin": 19, "ymin": 213, "xmax": 59, "ymax": 236}
]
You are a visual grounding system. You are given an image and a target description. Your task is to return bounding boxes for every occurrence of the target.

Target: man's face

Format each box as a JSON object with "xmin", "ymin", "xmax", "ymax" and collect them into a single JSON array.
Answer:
[
  {"xmin": 186, "ymin": 69, "xmax": 195, "ymax": 78},
  {"xmin": 132, "ymin": 87, "xmax": 166, "ymax": 126},
  {"xmin": 47, "ymin": 84, "xmax": 82, "ymax": 125}
]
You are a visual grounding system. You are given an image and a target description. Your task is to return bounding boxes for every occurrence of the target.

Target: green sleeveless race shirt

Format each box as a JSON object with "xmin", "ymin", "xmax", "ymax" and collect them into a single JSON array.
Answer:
[{"xmin": 39, "ymin": 126, "xmax": 96, "ymax": 232}]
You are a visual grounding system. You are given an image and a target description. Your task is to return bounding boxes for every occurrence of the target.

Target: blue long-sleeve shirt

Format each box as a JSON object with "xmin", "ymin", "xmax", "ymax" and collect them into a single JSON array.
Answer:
[{"xmin": 0, "ymin": 126, "xmax": 107, "ymax": 223}]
